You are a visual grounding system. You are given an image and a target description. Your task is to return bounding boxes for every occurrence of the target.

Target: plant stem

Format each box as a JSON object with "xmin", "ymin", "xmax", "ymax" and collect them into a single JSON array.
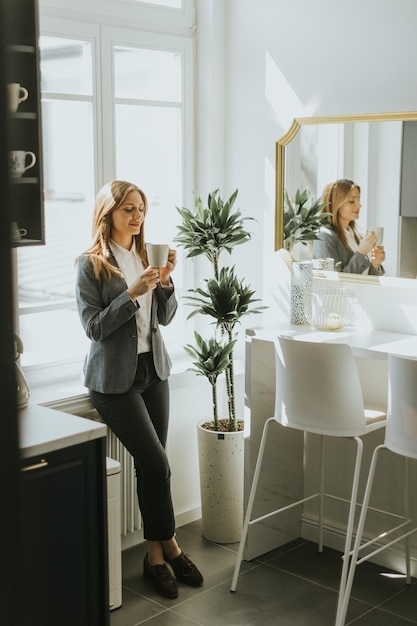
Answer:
[
  {"xmin": 212, "ymin": 381, "xmax": 219, "ymax": 431},
  {"xmin": 213, "ymin": 254, "xmax": 219, "ymax": 281},
  {"xmin": 225, "ymin": 328, "xmax": 237, "ymax": 431}
]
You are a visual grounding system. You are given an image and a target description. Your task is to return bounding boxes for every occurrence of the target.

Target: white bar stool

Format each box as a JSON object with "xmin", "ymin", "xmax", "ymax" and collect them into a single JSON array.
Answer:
[
  {"xmin": 336, "ymin": 353, "xmax": 417, "ymax": 626},
  {"xmin": 231, "ymin": 334, "xmax": 387, "ymax": 623}
]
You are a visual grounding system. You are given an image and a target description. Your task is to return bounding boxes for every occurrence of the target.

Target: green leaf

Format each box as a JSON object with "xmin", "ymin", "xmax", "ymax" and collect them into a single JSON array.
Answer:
[
  {"xmin": 174, "ymin": 189, "xmax": 254, "ymax": 263},
  {"xmin": 283, "ymin": 187, "xmax": 330, "ymax": 250}
]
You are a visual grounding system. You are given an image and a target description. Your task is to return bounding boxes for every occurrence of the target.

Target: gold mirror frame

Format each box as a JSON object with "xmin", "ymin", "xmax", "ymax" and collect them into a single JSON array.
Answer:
[{"xmin": 275, "ymin": 111, "xmax": 417, "ymax": 259}]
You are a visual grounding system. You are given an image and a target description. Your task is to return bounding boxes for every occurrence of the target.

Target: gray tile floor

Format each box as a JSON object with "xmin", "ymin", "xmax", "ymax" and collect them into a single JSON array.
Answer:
[{"xmin": 110, "ymin": 520, "xmax": 417, "ymax": 626}]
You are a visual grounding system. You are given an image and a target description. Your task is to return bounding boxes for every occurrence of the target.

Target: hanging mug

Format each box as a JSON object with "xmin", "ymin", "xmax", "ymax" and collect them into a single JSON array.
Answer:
[
  {"xmin": 7, "ymin": 83, "xmax": 29, "ymax": 113},
  {"xmin": 9, "ymin": 150, "xmax": 36, "ymax": 177},
  {"xmin": 11, "ymin": 222, "xmax": 27, "ymax": 242}
]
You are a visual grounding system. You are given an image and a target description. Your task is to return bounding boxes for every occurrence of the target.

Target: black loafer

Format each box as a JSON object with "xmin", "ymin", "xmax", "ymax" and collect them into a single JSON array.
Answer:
[
  {"xmin": 165, "ymin": 551, "xmax": 204, "ymax": 587},
  {"xmin": 143, "ymin": 553, "xmax": 178, "ymax": 598}
]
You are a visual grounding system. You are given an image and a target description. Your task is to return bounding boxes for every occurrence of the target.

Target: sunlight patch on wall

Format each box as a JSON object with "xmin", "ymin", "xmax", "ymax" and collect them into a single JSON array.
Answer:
[{"xmin": 265, "ymin": 51, "xmax": 307, "ymax": 130}]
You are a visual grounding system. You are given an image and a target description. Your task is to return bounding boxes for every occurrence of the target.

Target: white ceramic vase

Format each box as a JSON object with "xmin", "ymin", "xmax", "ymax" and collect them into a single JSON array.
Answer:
[{"xmin": 197, "ymin": 420, "xmax": 244, "ymax": 543}]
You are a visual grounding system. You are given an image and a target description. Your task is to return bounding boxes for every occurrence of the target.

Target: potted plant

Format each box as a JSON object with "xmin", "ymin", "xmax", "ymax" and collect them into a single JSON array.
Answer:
[
  {"xmin": 279, "ymin": 188, "xmax": 330, "ymax": 268},
  {"xmin": 175, "ymin": 188, "xmax": 266, "ymax": 542},
  {"xmin": 280, "ymin": 188, "xmax": 331, "ymax": 324},
  {"xmin": 184, "ymin": 332, "xmax": 236, "ymax": 432}
]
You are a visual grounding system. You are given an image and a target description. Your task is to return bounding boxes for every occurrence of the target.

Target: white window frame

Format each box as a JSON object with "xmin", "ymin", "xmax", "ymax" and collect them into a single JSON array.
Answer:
[{"xmin": 39, "ymin": 0, "xmax": 195, "ymax": 30}]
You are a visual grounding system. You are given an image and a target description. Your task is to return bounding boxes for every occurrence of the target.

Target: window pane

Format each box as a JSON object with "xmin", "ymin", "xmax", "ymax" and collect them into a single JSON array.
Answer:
[
  {"xmin": 114, "ymin": 46, "xmax": 182, "ymax": 102},
  {"xmin": 19, "ymin": 310, "xmax": 89, "ymax": 367},
  {"xmin": 40, "ymin": 36, "xmax": 93, "ymax": 96},
  {"xmin": 115, "ymin": 103, "xmax": 182, "ymax": 257},
  {"xmin": 112, "ymin": 33, "xmax": 188, "ymax": 353},
  {"xmin": 18, "ymin": 99, "xmax": 94, "ymax": 305}
]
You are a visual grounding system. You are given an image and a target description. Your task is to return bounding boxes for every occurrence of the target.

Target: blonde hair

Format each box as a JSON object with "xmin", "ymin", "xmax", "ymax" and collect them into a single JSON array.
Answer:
[
  {"xmin": 76, "ymin": 180, "xmax": 148, "ymax": 280},
  {"xmin": 321, "ymin": 178, "xmax": 361, "ymax": 250}
]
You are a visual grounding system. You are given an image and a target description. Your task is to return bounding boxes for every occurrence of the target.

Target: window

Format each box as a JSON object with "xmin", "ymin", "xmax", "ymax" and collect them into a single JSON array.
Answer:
[
  {"xmin": 101, "ymin": 26, "xmax": 193, "ymax": 348},
  {"xmin": 18, "ymin": 10, "xmax": 194, "ymax": 382},
  {"xmin": 17, "ymin": 34, "xmax": 96, "ymax": 372}
]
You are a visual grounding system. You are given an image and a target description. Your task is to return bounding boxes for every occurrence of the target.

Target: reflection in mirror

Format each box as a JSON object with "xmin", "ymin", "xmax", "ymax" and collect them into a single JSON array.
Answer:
[{"xmin": 275, "ymin": 112, "xmax": 417, "ymax": 280}]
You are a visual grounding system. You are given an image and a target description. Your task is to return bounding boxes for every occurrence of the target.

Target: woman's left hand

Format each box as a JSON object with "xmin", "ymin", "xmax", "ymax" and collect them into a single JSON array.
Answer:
[{"xmin": 159, "ymin": 248, "xmax": 177, "ymax": 286}]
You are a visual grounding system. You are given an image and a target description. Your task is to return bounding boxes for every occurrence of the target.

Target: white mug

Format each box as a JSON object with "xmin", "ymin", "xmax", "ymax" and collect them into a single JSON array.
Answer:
[
  {"xmin": 369, "ymin": 226, "xmax": 384, "ymax": 245},
  {"xmin": 8, "ymin": 83, "xmax": 29, "ymax": 113},
  {"xmin": 11, "ymin": 222, "xmax": 27, "ymax": 241},
  {"xmin": 146, "ymin": 243, "xmax": 170, "ymax": 268},
  {"xmin": 9, "ymin": 150, "xmax": 36, "ymax": 178}
]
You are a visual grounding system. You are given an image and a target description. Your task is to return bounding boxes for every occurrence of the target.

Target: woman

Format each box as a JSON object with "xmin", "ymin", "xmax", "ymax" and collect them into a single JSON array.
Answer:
[
  {"xmin": 75, "ymin": 180, "xmax": 203, "ymax": 599},
  {"xmin": 312, "ymin": 179, "xmax": 385, "ymax": 275}
]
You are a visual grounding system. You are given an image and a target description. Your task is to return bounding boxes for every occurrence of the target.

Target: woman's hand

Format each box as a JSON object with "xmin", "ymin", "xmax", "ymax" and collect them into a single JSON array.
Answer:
[
  {"xmin": 159, "ymin": 248, "xmax": 177, "ymax": 286},
  {"xmin": 358, "ymin": 230, "xmax": 378, "ymax": 256},
  {"xmin": 127, "ymin": 267, "xmax": 160, "ymax": 301},
  {"xmin": 371, "ymin": 245, "xmax": 385, "ymax": 269}
]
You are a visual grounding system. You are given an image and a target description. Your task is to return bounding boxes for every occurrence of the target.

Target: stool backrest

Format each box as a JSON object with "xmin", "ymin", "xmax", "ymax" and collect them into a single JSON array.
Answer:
[
  {"xmin": 386, "ymin": 353, "xmax": 417, "ymax": 460},
  {"xmin": 275, "ymin": 335, "xmax": 367, "ymax": 437}
]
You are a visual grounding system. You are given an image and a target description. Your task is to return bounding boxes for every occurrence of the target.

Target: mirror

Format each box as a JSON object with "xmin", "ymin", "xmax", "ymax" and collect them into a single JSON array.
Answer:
[{"xmin": 275, "ymin": 111, "xmax": 417, "ymax": 281}]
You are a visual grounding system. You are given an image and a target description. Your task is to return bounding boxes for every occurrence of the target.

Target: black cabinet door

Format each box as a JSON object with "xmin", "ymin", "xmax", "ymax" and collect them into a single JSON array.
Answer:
[{"xmin": 19, "ymin": 439, "xmax": 109, "ymax": 626}]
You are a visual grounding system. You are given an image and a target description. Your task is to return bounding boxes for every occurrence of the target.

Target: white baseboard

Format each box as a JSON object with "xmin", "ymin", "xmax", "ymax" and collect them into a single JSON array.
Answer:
[{"xmin": 176, "ymin": 505, "xmax": 202, "ymax": 529}]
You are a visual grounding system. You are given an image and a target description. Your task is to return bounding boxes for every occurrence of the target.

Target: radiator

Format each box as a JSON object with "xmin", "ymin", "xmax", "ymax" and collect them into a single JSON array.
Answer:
[{"xmin": 84, "ymin": 408, "xmax": 141, "ymax": 536}]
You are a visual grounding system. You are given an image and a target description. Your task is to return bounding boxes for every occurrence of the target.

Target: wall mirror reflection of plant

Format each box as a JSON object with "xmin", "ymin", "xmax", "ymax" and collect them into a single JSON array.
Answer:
[{"xmin": 283, "ymin": 188, "xmax": 331, "ymax": 257}]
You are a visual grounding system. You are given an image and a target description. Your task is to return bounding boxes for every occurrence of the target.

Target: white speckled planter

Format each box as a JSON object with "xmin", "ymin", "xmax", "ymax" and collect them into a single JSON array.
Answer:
[
  {"xmin": 197, "ymin": 420, "xmax": 244, "ymax": 544},
  {"xmin": 290, "ymin": 260, "xmax": 313, "ymax": 324}
]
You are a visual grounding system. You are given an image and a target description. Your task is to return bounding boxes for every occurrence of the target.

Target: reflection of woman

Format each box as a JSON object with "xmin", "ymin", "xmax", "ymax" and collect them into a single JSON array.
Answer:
[
  {"xmin": 312, "ymin": 179, "xmax": 385, "ymax": 275},
  {"xmin": 75, "ymin": 181, "xmax": 203, "ymax": 600}
]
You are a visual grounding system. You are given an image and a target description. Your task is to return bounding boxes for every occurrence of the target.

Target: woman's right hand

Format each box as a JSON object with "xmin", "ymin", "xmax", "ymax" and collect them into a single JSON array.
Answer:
[
  {"xmin": 358, "ymin": 230, "xmax": 378, "ymax": 256},
  {"xmin": 371, "ymin": 245, "xmax": 385, "ymax": 268},
  {"xmin": 127, "ymin": 267, "xmax": 160, "ymax": 301}
]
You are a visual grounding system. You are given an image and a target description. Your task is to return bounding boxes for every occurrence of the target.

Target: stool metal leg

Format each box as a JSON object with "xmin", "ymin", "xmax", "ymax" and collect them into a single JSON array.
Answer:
[
  {"xmin": 318, "ymin": 435, "xmax": 325, "ymax": 552},
  {"xmin": 404, "ymin": 457, "xmax": 411, "ymax": 584},
  {"xmin": 335, "ymin": 442, "xmax": 383, "ymax": 626},
  {"xmin": 230, "ymin": 417, "xmax": 275, "ymax": 592},
  {"xmin": 335, "ymin": 436, "xmax": 363, "ymax": 625}
]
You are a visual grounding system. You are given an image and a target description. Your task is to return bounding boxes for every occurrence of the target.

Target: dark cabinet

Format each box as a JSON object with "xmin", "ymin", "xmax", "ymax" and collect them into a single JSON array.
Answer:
[
  {"xmin": 4, "ymin": 0, "xmax": 44, "ymax": 246},
  {"xmin": 19, "ymin": 439, "xmax": 110, "ymax": 626},
  {"xmin": 399, "ymin": 121, "xmax": 417, "ymax": 278},
  {"xmin": 400, "ymin": 121, "xmax": 417, "ymax": 218}
]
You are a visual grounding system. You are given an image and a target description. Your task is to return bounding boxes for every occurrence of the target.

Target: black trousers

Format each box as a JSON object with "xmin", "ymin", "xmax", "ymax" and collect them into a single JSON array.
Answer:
[{"xmin": 89, "ymin": 353, "xmax": 175, "ymax": 541}]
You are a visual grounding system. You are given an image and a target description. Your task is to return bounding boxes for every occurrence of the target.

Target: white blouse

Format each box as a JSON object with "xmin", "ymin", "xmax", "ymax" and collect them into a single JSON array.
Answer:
[
  {"xmin": 345, "ymin": 228, "xmax": 370, "ymax": 275},
  {"xmin": 110, "ymin": 240, "xmax": 152, "ymax": 354}
]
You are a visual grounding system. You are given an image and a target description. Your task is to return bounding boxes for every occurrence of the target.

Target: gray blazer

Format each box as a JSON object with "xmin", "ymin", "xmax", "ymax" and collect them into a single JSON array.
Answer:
[
  {"xmin": 313, "ymin": 227, "xmax": 385, "ymax": 276},
  {"xmin": 76, "ymin": 253, "xmax": 178, "ymax": 394}
]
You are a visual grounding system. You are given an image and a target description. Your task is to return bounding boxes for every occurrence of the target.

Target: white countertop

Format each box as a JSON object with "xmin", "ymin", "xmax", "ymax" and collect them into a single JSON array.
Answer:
[
  {"xmin": 19, "ymin": 403, "xmax": 107, "ymax": 460},
  {"xmin": 247, "ymin": 323, "xmax": 417, "ymax": 360}
]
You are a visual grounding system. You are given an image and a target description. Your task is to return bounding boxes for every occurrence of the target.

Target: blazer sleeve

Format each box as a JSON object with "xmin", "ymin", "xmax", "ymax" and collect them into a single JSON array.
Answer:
[
  {"xmin": 154, "ymin": 280, "xmax": 178, "ymax": 326},
  {"xmin": 76, "ymin": 254, "xmax": 139, "ymax": 342},
  {"xmin": 313, "ymin": 228, "xmax": 376, "ymax": 275}
]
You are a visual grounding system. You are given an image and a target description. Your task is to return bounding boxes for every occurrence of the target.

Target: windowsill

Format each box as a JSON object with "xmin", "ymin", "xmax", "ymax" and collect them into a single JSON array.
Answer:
[
  {"xmin": 27, "ymin": 352, "xmax": 201, "ymax": 409},
  {"xmin": 29, "ymin": 377, "xmax": 90, "ymax": 408},
  {"xmin": 27, "ymin": 352, "xmax": 246, "ymax": 412}
]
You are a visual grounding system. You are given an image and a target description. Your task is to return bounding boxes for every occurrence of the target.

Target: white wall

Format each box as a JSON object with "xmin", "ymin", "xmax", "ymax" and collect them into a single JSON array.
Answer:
[{"xmin": 195, "ymin": 0, "xmax": 417, "ymax": 325}]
